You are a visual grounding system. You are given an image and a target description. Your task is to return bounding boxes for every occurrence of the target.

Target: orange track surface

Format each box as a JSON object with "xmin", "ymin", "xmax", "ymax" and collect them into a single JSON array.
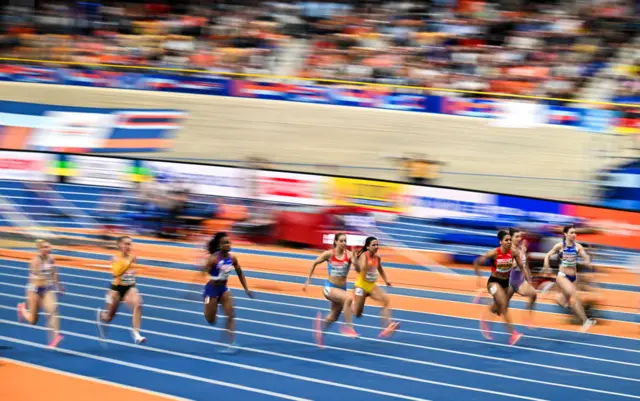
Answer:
[{"xmin": 1, "ymin": 359, "xmax": 184, "ymax": 401}]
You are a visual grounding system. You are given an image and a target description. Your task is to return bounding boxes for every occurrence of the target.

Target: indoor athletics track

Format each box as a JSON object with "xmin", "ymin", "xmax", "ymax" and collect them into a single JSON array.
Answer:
[{"xmin": 1, "ymin": 228, "xmax": 639, "ymax": 401}]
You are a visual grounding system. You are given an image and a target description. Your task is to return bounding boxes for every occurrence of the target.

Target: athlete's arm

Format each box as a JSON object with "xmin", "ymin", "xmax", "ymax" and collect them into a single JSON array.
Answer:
[
  {"xmin": 112, "ymin": 255, "xmax": 136, "ymax": 277},
  {"xmin": 29, "ymin": 257, "xmax": 38, "ymax": 276},
  {"xmin": 576, "ymin": 243, "xmax": 592, "ymax": 268},
  {"xmin": 352, "ymin": 251, "xmax": 362, "ymax": 273},
  {"xmin": 474, "ymin": 249, "xmax": 496, "ymax": 276},
  {"xmin": 304, "ymin": 250, "xmax": 331, "ymax": 290},
  {"xmin": 232, "ymin": 255, "xmax": 253, "ymax": 298},
  {"xmin": 543, "ymin": 243, "xmax": 562, "ymax": 272},
  {"xmin": 50, "ymin": 258, "xmax": 64, "ymax": 293},
  {"xmin": 377, "ymin": 257, "xmax": 391, "ymax": 287}
]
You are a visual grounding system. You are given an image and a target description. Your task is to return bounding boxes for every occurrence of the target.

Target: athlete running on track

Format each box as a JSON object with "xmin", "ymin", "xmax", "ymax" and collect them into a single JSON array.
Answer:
[
  {"xmin": 96, "ymin": 236, "xmax": 146, "ymax": 345},
  {"xmin": 482, "ymin": 228, "xmax": 538, "ymax": 327},
  {"xmin": 474, "ymin": 230, "xmax": 525, "ymax": 345},
  {"xmin": 17, "ymin": 239, "xmax": 64, "ymax": 348},
  {"xmin": 305, "ymin": 232, "xmax": 359, "ymax": 347},
  {"xmin": 352, "ymin": 236, "xmax": 399, "ymax": 338},
  {"xmin": 202, "ymin": 232, "xmax": 253, "ymax": 353},
  {"xmin": 543, "ymin": 225, "xmax": 597, "ymax": 332}
]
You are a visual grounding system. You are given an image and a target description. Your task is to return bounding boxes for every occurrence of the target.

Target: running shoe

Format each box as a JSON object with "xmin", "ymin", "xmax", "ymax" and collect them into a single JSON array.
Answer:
[
  {"xmin": 219, "ymin": 341, "xmax": 240, "ymax": 355},
  {"xmin": 340, "ymin": 325, "xmax": 360, "ymax": 338},
  {"xmin": 378, "ymin": 321, "xmax": 400, "ymax": 338},
  {"xmin": 508, "ymin": 331, "xmax": 523, "ymax": 346},
  {"xmin": 580, "ymin": 319, "xmax": 597, "ymax": 333},
  {"xmin": 131, "ymin": 330, "xmax": 147, "ymax": 345},
  {"xmin": 48, "ymin": 333, "xmax": 64, "ymax": 348},
  {"xmin": 479, "ymin": 318, "xmax": 493, "ymax": 340}
]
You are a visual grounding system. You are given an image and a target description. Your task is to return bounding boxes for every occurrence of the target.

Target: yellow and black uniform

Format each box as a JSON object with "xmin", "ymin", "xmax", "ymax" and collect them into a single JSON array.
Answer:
[
  {"xmin": 111, "ymin": 253, "xmax": 136, "ymax": 299},
  {"xmin": 355, "ymin": 253, "xmax": 379, "ymax": 295}
]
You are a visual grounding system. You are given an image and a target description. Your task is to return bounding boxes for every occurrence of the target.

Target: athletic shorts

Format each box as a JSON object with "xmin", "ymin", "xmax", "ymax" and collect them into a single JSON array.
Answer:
[
  {"xmin": 487, "ymin": 275, "xmax": 510, "ymax": 293},
  {"xmin": 111, "ymin": 284, "xmax": 134, "ymax": 299},
  {"xmin": 28, "ymin": 284, "xmax": 53, "ymax": 297},
  {"xmin": 557, "ymin": 271, "xmax": 577, "ymax": 283},
  {"xmin": 323, "ymin": 280, "xmax": 346, "ymax": 299},
  {"xmin": 203, "ymin": 281, "xmax": 228, "ymax": 301}
]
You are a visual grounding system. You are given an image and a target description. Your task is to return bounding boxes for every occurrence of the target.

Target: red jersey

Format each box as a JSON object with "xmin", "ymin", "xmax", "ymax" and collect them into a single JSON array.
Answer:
[{"xmin": 492, "ymin": 247, "xmax": 514, "ymax": 275}]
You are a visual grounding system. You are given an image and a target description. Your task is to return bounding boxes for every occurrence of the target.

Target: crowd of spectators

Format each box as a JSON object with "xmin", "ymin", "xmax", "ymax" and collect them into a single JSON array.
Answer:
[{"xmin": 0, "ymin": 1, "xmax": 638, "ymax": 101}]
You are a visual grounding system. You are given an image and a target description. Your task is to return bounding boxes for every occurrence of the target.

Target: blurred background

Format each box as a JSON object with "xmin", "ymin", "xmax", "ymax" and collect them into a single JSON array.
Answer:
[
  {"xmin": 0, "ymin": 0, "xmax": 638, "ymax": 323},
  {"xmin": 0, "ymin": 2, "xmax": 639, "ymax": 399}
]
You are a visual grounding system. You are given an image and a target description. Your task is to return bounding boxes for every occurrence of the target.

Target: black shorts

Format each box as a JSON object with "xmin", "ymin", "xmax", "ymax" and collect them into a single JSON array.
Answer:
[
  {"xmin": 111, "ymin": 284, "xmax": 134, "ymax": 299},
  {"xmin": 487, "ymin": 275, "xmax": 510, "ymax": 292}
]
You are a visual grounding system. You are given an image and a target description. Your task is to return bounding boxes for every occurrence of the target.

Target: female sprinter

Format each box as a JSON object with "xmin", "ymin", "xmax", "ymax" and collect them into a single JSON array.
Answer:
[
  {"xmin": 202, "ymin": 232, "xmax": 253, "ymax": 353},
  {"xmin": 17, "ymin": 239, "xmax": 64, "ymax": 348},
  {"xmin": 352, "ymin": 236, "xmax": 399, "ymax": 338},
  {"xmin": 480, "ymin": 228, "xmax": 538, "ymax": 329},
  {"xmin": 96, "ymin": 236, "xmax": 146, "ymax": 345},
  {"xmin": 474, "ymin": 230, "xmax": 525, "ymax": 345},
  {"xmin": 543, "ymin": 225, "xmax": 596, "ymax": 332},
  {"xmin": 304, "ymin": 233, "xmax": 359, "ymax": 347}
]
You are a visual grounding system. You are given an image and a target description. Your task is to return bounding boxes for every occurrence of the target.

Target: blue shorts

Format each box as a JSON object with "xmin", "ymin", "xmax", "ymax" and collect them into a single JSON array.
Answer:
[
  {"xmin": 203, "ymin": 281, "xmax": 228, "ymax": 301},
  {"xmin": 28, "ymin": 285, "xmax": 53, "ymax": 297},
  {"xmin": 558, "ymin": 272, "xmax": 577, "ymax": 283},
  {"xmin": 323, "ymin": 280, "xmax": 346, "ymax": 299}
]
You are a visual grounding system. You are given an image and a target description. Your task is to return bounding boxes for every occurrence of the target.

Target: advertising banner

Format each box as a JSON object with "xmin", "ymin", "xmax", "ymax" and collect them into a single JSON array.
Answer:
[
  {"xmin": 29, "ymin": 111, "xmax": 118, "ymax": 151},
  {"xmin": 0, "ymin": 100, "xmax": 184, "ymax": 153},
  {"xmin": 255, "ymin": 170, "xmax": 330, "ymax": 206},
  {"xmin": 140, "ymin": 161, "xmax": 246, "ymax": 198},
  {"xmin": 328, "ymin": 178, "xmax": 409, "ymax": 213},
  {"xmin": 64, "ymin": 155, "xmax": 136, "ymax": 188},
  {"xmin": 407, "ymin": 186, "xmax": 496, "ymax": 219},
  {"xmin": 0, "ymin": 151, "xmax": 55, "ymax": 182}
]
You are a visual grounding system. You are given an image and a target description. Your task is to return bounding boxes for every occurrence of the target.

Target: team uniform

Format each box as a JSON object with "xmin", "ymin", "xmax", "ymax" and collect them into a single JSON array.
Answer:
[
  {"xmin": 111, "ymin": 254, "xmax": 137, "ymax": 298},
  {"xmin": 354, "ymin": 253, "xmax": 379, "ymax": 296},
  {"xmin": 487, "ymin": 247, "xmax": 513, "ymax": 291},
  {"xmin": 29, "ymin": 256, "xmax": 56, "ymax": 296},
  {"xmin": 558, "ymin": 240, "xmax": 578, "ymax": 283},
  {"xmin": 203, "ymin": 254, "xmax": 234, "ymax": 301},
  {"xmin": 323, "ymin": 250, "xmax": 350, "ymax": 298}
]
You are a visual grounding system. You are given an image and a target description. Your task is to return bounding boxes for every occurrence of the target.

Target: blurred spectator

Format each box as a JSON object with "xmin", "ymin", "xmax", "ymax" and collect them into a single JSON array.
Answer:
[{"xmin": 0, "ymin": 1, "xmax": 638, "ymax": 105}]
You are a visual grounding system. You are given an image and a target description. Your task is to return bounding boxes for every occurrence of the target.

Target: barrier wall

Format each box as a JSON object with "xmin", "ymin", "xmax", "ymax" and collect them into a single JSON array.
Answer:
[
  {"xmin": 1, "ymin": 149, "xmax": 638, "ymax": 250},
  {"xmin": 1, "ymin": 81, "xmax": 625, "ymax": 202}
]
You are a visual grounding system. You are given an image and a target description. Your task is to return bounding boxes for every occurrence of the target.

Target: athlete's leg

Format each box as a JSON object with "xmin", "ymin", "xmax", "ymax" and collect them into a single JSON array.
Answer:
[
  {"xmin": 124, "ymin": 287, "xmax": 145, "ymax": 343},
  {"xmin": 369, "ymin": 286, "xmax": 399, "ymax": 337},
  {"xmin": 41, "ymin": 290, "xmax": 63, "ymax": 347}
]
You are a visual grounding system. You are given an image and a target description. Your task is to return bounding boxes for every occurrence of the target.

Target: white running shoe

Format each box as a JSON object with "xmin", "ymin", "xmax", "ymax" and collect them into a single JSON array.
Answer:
[
  {"xmin": 580, "ymin": 318, "xmax": 597, "ymax": 333},
  {"xmin": 131, "ymin": 330, "xmax": 146, "ymax": 345}
]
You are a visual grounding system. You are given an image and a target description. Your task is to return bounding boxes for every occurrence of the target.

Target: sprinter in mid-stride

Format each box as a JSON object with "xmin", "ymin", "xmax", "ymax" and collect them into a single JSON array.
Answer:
[
  {"xmin": 474, "ymin": 230, "xmax": 525, "ymax": 345},
  {"xmin": 17, "ymin": 239, "xmax": 64, "ymax": 348},
  {"xmin": 96, "ymin": 236, "xmax": 146, "ymax": 345},
  {"xmin": 202, "ymin": 232, "xmax": 253, "ymax": 353}
]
